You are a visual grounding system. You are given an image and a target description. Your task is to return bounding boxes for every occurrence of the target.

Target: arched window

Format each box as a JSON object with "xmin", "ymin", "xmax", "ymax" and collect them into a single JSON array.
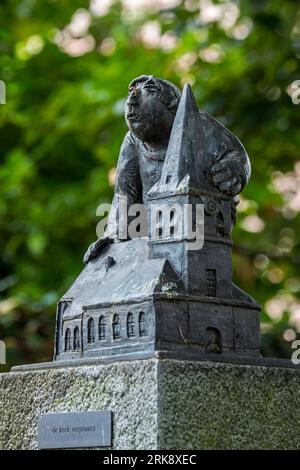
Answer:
[
  {"xmin": 205, "ymin": 327, "xmax": 222, "ymax": 354},
  {"xmin": 99, "ymin": 316, "xmax": 106, "ymax": 341},
  {"xmin": 216, "ymin": 211, "xmax": 226, "ymax": 237},
  {"xmin": 217, "ymin": 211, "xmax": 224, "ymax": 223},
  {"xmin": 139, "ymin": 312, "xmax": 147, "ymax": 337},
  {"xmin": 127, "ymin": 312, "xmax": 135, "ymax": 338},
  {"xmin": 112, "ymin": 314, "xmax": 120, "ymax": 340},
  {"xmin": 73, "ymin": 327, "xmax": 80, "ymax": 351},
  {"xmin": 157, "ymin": 211, "xmax": 163, "ymax": 238},
  {"xmin": 170, "ymin": 209, "xmax": 175, "ymax": 237},
  {"xmin": 87, "ymin": 318, "xmax": 95, "ymax": 344},
  {"xmin": 64, "ymin": 328, "xmax": 71, "ymax": 352}
]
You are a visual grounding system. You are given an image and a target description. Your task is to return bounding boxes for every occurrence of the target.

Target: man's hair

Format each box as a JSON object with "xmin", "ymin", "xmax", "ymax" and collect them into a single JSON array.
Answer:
[{"xmin": 129, "ymin": 75, "xmax": 181, "ymax": 115}]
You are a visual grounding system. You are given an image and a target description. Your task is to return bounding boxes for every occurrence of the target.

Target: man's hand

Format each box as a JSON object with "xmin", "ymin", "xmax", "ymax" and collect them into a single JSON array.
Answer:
[
  {"xmin": 211, "ymin": 150, "xmax": 245, "ymax": 197},
  {"xmin": 83, "ymin": 237, "xmax": 112, "ymax": 265}
]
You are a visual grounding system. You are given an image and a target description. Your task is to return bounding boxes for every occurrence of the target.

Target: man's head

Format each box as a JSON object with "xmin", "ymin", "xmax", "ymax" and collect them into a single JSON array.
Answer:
[{"xmin": 125, "ymin": 75, "xmax": 181, "ymax": 144}]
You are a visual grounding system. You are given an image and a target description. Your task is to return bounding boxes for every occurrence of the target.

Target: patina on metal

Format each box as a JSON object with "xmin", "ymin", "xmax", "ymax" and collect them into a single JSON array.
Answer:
[{"xmin": 54, "ymin": 75, "xmax": 260, "ymax": 362}]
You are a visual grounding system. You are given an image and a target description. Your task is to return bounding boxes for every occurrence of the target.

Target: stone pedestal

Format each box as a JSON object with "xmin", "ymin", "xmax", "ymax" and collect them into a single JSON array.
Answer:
[{"xmin": 0, "ymin": 357, "xmax": 300, "ymax": 449}]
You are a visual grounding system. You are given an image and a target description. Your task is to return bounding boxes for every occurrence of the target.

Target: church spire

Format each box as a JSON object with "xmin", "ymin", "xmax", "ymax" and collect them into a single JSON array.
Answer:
[{"xmin": 158, "ymin": 83, "xmax": 219, "ymax": 195}]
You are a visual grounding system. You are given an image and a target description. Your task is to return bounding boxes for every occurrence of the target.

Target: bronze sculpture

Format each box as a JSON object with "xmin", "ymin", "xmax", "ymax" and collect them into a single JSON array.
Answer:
[
  {"xmin": 84, "ymin": 75, "xmax": 250, "ymax": 262},
  {"xmin": 54, "ymin": 75, "xmax": 260, "ymax": 362}
]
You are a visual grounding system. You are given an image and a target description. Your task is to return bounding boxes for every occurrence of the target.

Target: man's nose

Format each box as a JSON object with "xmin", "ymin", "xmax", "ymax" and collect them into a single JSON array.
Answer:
[
  {"xmin": 129, "ymin": 85, "xmax": 140, "ymax": 97},
  {"xmin": 127, "ymin": 89, "xmax": 140, "ymax": 106}
]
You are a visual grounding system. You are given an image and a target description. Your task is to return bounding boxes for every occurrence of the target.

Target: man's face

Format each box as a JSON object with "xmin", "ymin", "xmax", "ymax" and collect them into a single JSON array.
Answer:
[{"xmin": 125, "ymin": 77, "xmax": 175, "ymax": 144}]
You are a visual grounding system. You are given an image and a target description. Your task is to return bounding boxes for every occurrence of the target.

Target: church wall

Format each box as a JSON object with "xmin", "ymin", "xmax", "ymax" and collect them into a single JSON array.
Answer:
[
  {"xmin": 57, "ymin": 300, "xmax": 155, "ymax": 360},
  {"xmin": 233, "ymin": 307, "xmax": 260, "ymax": 355},
  {"xmin": 187, "ymin": 241, "xmax": 232, "ymax": 297}
]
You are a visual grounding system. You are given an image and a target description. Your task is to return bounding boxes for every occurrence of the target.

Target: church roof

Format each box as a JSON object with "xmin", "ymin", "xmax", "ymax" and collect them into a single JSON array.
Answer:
[{"xmin": 62, "ymin": 238, "xmax": 183, "ymax": 320}]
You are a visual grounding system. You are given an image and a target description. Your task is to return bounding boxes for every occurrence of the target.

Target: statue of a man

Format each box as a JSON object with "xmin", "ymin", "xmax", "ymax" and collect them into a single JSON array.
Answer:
[{"xmin": 84, "ymin": 75, "xmax": 250, "ymax": 263}]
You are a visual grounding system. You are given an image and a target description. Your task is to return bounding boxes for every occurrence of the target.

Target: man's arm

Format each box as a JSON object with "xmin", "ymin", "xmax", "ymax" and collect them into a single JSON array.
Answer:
[
  {"xmin": 105, "ymin": 131, "xmax": 142, "ymax": 238},
  {"xmin": 84, "ymin": 131, "xmax": 141, "ymax": 263},
  {"xmin": 202, "ymin": 112, "xmax": 251, "ymax": 197}
]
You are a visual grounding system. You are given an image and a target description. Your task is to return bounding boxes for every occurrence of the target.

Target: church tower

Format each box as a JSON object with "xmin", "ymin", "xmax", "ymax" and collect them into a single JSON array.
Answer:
[
  {"xmin": 148, "ymin": 84, "xmax": 233, "ymax": 298},
  {"xmin": 147, "ymin": 84, "xmax": 260, "ymax": 356}
]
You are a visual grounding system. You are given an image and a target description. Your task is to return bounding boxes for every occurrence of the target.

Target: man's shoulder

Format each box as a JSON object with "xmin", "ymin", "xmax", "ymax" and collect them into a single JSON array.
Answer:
[
  {"xmin": 124, "ymin": 131, "xmax": 139, "ymax": 146},
  {"xmin": 123, "ymin": 131, "xmax": 152, "ymax": 157},
  {"xmin": 119, "ymin": 131, "xmax": 139, "ymax": 157}
]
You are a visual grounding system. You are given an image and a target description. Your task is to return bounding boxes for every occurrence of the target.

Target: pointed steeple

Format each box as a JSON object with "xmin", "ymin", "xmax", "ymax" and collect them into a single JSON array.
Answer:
[{"xmin": 155, "ymin": 84, "xmax": 219, "ymax": 195}]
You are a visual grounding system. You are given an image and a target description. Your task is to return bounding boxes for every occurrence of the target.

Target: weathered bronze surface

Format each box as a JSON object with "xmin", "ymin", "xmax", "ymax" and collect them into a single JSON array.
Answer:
[{"xmin": 54, "ymin": 75, "xmax": 260, "ymax": 362}]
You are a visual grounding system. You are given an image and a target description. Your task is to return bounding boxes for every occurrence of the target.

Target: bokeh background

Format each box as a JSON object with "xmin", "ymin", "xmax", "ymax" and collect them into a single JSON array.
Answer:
[{"xmin": 0, "ymin": 0, "xmax": 300, "ymax": 370}]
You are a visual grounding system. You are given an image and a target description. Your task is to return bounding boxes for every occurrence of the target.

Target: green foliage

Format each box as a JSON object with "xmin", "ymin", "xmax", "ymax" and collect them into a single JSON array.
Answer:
[{"xmin": 0, "ymin": 0, "xmax": 299, "ymax": 369}]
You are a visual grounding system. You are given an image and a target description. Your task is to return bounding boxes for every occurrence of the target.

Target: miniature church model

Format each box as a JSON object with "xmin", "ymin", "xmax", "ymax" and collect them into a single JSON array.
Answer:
[{"xmin": 54, "ymin": 84, "xmax": 260, "ymax": 363}]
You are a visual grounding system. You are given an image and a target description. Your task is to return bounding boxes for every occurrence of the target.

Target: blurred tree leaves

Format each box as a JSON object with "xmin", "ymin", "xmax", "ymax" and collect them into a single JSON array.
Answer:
[{"xmin": 0, "ymin": 0, "xmax": 300, "ymax": 369}]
